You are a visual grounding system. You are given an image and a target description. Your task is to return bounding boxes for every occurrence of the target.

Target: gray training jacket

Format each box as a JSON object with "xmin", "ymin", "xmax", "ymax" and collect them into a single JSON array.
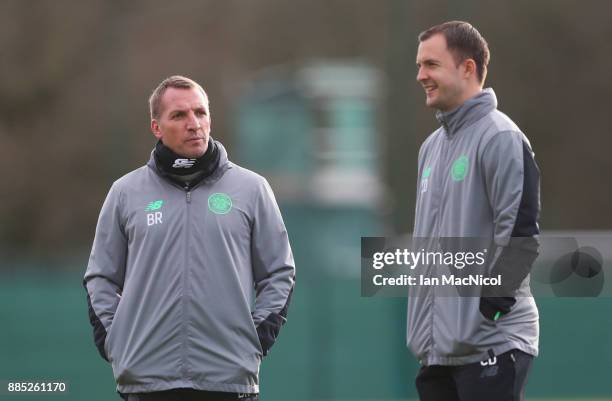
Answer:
[
  {"xmin": 84, "ymin": 142, "xmax": 295, "ymax": 394},
  {"xmin": 408, "ymin": 88, "xmax": 540, "ymax": 366}
]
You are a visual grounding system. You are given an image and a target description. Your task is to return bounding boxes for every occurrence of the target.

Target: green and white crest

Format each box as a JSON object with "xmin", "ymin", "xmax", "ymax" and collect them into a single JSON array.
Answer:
[
  {"xmin": 451, "ymin": 155, "xmax": 469, "ymax": 181},
  {"xmin": 422, "ymin": 167, "xmax": 432, "ymax": 179},
  {"xmin": 208, "ymin": 193, "xmax": 232, "ymax": 214}
]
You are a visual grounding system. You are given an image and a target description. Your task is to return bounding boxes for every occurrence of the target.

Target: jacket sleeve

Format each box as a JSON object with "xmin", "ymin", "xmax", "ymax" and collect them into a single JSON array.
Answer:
[
  {"xmin": 480, "ymin": 131, "xmax": 541, "ymax": 305},
  {"xmin": 251, "ymin": 178, "xmax": 296, "ymax": 356},
  {"xmin": 83, "ymin": 183, "xmax": 128, "ymax": 361}
]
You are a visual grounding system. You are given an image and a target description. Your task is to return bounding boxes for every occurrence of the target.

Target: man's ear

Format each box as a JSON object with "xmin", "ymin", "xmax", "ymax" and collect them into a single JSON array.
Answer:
[
  {"xmin": 151, "ymin": 119, "xmax": 162, "ymax": 140},
  {"xmin": 463, "ymin": 59, "xmax": 477, "ymax": 80}
]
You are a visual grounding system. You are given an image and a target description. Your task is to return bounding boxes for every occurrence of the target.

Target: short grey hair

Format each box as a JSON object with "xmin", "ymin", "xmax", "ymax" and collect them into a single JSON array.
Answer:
[{"xmin": 149, "ymin": 75, "xmax": 208, "ymax": 120}]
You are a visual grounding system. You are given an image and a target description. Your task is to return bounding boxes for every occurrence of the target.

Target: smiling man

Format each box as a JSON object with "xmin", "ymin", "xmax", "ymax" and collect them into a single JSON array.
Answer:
[
  {"xmin": 409, "ymin": 22, "xmax": 541, "ymax": 401},
  {"xmin": 84, "ymin": 76, "xmax": 296, "ymax": 401}
]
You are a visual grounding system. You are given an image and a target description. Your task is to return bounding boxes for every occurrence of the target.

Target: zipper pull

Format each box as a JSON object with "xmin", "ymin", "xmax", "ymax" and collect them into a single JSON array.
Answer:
[{"xmin": 184, "ymin": 184, "xmax": 191, "ymax": 203}]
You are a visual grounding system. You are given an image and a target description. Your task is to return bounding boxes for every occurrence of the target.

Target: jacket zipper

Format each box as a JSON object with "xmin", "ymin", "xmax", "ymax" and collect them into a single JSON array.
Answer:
[
  {"xmin": 430, "ymin": 127, "xmax": 451, "ymax": 362},
  {"xmin": 181, "ymin": 183, "xmax": 192, "ymax": 377},
  {"xmin": 435, "ymin": 136, "xmax": 449, "ymax": 240}
]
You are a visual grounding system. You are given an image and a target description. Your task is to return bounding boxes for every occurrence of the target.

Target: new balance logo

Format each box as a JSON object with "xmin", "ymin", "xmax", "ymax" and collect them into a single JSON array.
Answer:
[
  {"xmin": 173, "ymin": 158, "xmax": 197, "ymax": 168},
  {"xmin": 145, "ymin": 200, "xmax": 163, "ymax": 211}
]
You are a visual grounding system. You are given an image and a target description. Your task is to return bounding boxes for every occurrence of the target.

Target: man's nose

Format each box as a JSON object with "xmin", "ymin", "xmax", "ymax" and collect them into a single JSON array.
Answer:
[
  {"xmin": 416, "ymin": 67, "xmax": 427, "ymax": 82},
  {"xmin": 186, "ymin": 111, "xmax": 201, "ymax": 130}
]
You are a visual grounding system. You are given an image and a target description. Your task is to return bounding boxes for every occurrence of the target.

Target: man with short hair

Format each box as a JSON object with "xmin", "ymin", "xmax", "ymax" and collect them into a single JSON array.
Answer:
[
  {"xmin": 84, "ymin": 75, "xmax": 295, "ymax": 401},
  {"xmin": 410, "ymin": 21, "xmax": 540, "ymax": 400}
]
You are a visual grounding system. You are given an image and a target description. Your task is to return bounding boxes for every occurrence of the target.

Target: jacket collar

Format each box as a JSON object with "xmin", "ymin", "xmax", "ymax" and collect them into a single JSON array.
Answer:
[
  {"xmin": 147, "ymin": 139, "xmax": 232, "ymax": 186},
  {"xmin": 435, "ymin": 88, "xmax": 497, "ymax": 136}
]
